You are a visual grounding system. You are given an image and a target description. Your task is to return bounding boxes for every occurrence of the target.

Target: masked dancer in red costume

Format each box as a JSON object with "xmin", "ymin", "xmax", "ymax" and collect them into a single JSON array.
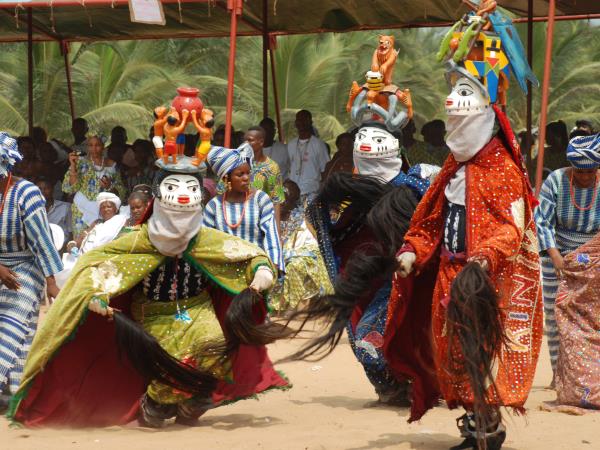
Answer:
[{"xmin": 395, "ymin": 4, "xmax": 542, "ymax": 449}]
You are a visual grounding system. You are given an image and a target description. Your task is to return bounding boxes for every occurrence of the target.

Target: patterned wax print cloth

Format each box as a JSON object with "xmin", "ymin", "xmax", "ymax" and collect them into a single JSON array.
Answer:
[
  {"xmin": 0, "ymin": 180, "xmax": 62, "ymax": 398},
  {"xmin": 62, "ymin": 158, "xmax": 126, "ymax": 237},
  {"xmin": 535, "ymin": 167, "xmax": 600, "ymax": 371},
  {"xmin": 270, "ymin": 205, "xmax": 333, "ymax": 311},
  {"xmin": 250, "ymin": 157, "xmax": 285, "ymax": 204},
  {"xmin": 555, "ymin": 233, "xmax": 600, "ymax": 410}
]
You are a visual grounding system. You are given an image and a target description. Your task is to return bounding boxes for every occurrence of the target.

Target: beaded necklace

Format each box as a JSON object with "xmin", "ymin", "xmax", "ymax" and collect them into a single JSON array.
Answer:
[
  {"xmin": 569, "ymin": 170, "xmax": 599, "ymax": 211},
  {"xmin": 222, "ymin": 190, "xmax": 249, "ymax": 229},
  {"xmin": 91, "ymin": 156, "xmax": 107, "ymax": 184}
]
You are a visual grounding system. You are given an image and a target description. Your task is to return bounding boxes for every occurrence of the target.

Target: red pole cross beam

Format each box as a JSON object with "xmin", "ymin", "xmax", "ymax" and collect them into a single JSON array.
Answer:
[{"xmin": 224, "ymin": 0, "xmax": 243, "ymax": 148}]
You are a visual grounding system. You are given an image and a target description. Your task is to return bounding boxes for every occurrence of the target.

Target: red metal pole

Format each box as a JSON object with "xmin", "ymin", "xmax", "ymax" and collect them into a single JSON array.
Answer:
[
  {"xmin": 224, "ymin": 0, "xmax": 242, "ymax": 148},
  {"xmin": 61, "ymin": 41, "xmax": 76, "ymax": 120},
  {"xmin": 262, "ymin": 0, "xmax": 269, "ymax": 118},
  {"xmin": 525, "ymin": 0, "xmax": 534, "ymax": 181},
  {"xmin": 27, "ymin": 8, "xmax": 34, "ymax": 136},
  {"xmin": 269, "ymin": 44, "xmax": 284, "ymax": 142},
  {"xmin": 534, "ymin": 0, "xmax": 556, "ymax": 195}
]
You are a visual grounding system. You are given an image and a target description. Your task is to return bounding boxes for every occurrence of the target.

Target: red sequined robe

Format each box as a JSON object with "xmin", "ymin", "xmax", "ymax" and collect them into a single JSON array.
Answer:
[{"xmin": 389, "ymin": 107, "xmax": 542, "ymax": 418}]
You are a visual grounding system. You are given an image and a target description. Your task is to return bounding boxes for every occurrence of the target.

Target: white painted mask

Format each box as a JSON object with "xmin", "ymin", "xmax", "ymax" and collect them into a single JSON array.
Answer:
[
  {"xmin": 445, "ymin": 76, "xmax": 490, "ymax": 116},
  {"xmin": 158, "ymin": 174, "xmax": 202, "ymax": 211},
  {"xmin": 353, "ymin": 126, "xmax": 403, "ymax": 182},
  {"xmin": 353, "ymin": 126, "xmax": 399, "ymax": 160}
]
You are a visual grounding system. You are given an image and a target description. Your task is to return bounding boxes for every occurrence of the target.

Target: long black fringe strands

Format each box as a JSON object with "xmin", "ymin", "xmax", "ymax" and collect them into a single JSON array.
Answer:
[
  {"xmin": 446, "ymin": 262, "xmax": 507, "ymax": 449},
  {"xmin": 223, "ymin": 288, "xmax": 295, "ymax": 351},
  {"xmin": 113, "ymin": 312, "xmax": 221, "ymax": 398},
  {"xmin": 282, "ymin": 181, "xmax": 419, "ymax": 362},
  {"xmin": 319, "ymin": 172, "xmax": 394, "ymax": 215}
]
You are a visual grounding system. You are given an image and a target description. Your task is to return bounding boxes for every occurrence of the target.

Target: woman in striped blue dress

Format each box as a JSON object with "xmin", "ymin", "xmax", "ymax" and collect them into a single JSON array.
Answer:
[
  {"xmin": 0, "ymin": 133, "xmax": 62, "ymax": 408},
  {"xmin": 204, "ymin": 144, "xmax": 284, "ymax": 272},
  {"xmin": 535, "ymin": 133, "xmax": 600, "ymax": 382}
]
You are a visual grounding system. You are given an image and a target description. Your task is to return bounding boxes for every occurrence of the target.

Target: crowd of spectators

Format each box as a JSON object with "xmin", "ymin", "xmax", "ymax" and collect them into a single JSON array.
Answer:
[{"xmin": 13, "ymin": 113, "xmax": 594, "ymax": 259}]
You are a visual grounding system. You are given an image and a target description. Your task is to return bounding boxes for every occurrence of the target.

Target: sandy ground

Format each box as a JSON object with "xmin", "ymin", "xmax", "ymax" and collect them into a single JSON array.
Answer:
[{"xmin": 2, "ymin": 317, "xmax": 598, "ymax": 450}]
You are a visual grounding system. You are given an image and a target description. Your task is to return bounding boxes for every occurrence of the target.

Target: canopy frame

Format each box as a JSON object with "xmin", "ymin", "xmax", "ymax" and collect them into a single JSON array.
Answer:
[{"xmin": 4, "ymin": 0, "xmax": 598, "ymax": 182}]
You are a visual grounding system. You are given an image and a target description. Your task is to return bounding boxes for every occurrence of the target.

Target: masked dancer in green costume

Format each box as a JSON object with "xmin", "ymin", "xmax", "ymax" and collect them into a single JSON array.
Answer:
[{"xmin": 8, "ymin": 155, "xmax": 289, "ymax": 428}]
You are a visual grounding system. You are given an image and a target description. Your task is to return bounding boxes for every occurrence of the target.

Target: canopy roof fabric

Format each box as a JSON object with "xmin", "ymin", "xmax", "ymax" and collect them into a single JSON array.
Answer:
[{"xmin": 0, "ymin": 0, "xmax": 598, "ymax": 43}]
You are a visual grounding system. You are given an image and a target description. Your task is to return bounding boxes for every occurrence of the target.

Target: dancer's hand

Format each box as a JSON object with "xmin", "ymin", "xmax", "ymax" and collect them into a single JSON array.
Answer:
[
  {"xmin": 0, "ymin": 264, "xmax": 20, "ymax": 290},
  {"xmin": 46, "ymin": 276, "xmax": 60, "ymax": 300},
  {"xmin": 68, "ymin": 152, "xmax": 79, "ymax": 167},
  {"xmin": 88, "ymin": 297, "xmax": 114, "ymax": 318},
  {"xmin": 547, "ymin": 248, "xmax": 564, "ymax": 278},
  {"xmin": 250, "ymin": 266, "xmax": 274, "ymax": 293},
  {"xmin": 468, "ymin": 256, "xmax": 489, "ymax": 271},
  {"xmin": 100, "ymin": 175, "xmax": 112, "ymax": 190},
  {"xmin": 396, "ymin": 252, "xmax": 416, "ymax": 278}
]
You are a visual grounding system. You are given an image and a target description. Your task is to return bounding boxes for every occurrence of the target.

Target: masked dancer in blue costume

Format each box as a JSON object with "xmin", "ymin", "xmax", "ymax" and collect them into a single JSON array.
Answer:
[{"xmin": 284, "ymin": 62, "xmax": 440, "ymax": 403}]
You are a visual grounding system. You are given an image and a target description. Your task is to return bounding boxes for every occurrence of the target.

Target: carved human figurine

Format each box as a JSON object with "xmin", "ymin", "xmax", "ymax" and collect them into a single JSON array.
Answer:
[
  {"xmin": 190, "ymin": 108, "xmax": 215, "ymax": 166},
  {"xmin": 371, "ymin": 35, "xmax": 398, "ymax": 87},
  {"xmin": 152, "ymin": 106, "xmax": 169, "ymax": 158},
  {"xmin": 162, "ymin": 108, "xmax": 189, "ymax": 165}
]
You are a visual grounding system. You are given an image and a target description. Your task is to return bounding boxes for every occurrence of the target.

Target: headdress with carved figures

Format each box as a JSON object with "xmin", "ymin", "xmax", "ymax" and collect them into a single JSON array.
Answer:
[{"xmin": 437, "ymin": 0, "xmax": 538, "ymax": 113}]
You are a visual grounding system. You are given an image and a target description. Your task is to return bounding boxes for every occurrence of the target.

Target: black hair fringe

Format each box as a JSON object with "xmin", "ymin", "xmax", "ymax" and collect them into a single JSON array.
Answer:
[
  {"xmin": 446, "ymin": 262, "xmax": 507, "ymax": 447},
  {"xmin": 282, "ymin": 177, "xmax": 419, "ymax": 362},
  {"xmin": 113, "ymin": 311, "xmax": 222, "ymax": 398},
  {"xmin": 319, "ymin": 172, "xmax": 394, "ymax": 215},
  {"xmin": 222, "ymin": 288, "xmax": 295, "ymax": 351}
]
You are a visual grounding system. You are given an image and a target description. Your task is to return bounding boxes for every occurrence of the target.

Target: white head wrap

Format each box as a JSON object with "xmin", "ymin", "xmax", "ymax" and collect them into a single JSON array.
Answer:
[{"xmin": 96, "ymin": 192, "xmax": 122, "ymax": 211}]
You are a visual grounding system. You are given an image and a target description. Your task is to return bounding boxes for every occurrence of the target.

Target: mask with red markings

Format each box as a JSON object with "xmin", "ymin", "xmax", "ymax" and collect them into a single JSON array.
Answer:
[{"xmin": 158, "ymin": 174, "xmax": 203, "ymax": 211}]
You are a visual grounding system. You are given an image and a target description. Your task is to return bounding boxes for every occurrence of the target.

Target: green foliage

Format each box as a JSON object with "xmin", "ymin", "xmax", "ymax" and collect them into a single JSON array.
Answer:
[{"xmin": 0, "ymin": 21, "xmax": 598, "ymax": 146}]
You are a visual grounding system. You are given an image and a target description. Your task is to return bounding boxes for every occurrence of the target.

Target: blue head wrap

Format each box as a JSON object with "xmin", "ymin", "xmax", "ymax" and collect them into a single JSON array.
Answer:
[
  {"xmin": 567, "ymin": 133, "xmax": 600, "ymax": 169},
  {"xmin": 207, "ymin": 142, "xmax": 253, "ymax": 180},
  {"xmin": 0, "ymin": 132, "xmax": 22, "ymax": 178}
]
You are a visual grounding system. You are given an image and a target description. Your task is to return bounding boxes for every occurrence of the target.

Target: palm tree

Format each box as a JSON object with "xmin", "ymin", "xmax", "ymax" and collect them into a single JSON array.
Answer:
[
  {"xmin": 0, "ymin": 42, "xmax": 70, "ymax": 137},
  {"xmin": 506, "ymin": 20, "xmax": 600, "ymax": 132},
  {"xmin": 0, "ymin": 21, "xmax": 597, "ymax": 148}
]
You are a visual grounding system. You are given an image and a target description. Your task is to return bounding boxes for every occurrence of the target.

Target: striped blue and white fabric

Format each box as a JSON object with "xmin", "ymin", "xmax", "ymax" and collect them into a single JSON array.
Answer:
[
  {"xmin": 566, "ymin": 133, "xmax": 600, "ymax": 169},
  {"xmin": 0, "ymin": 132, "xmax": 21, "ymax": 178},
  {"xmin": 207, "ymin": 143, "xmax": 254, "ymax": 181},
  {"xmin": 0, "ymin": 180, "xmax": 62, "ymax": 397},
  {"xmin": 202, "ymin": 190, "xmax": 284, "ymax": 272},
  {"xmin": 534, "ymin": 167, "xmax": 600, "ymax": 371}
]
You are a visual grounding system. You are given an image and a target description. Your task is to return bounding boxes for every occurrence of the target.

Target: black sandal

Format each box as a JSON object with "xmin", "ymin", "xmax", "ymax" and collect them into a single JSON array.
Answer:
[
  {"xmin": 450, "ymin": 413, "xmax": 506, "ymax": 450},
  {"xmin": 138, "ymin": 394, "xmax": 177, "ymax": 428}
]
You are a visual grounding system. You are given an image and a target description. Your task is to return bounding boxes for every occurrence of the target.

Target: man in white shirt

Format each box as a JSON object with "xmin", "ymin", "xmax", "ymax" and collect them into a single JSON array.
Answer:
[
  {"xmin": 260, "ymin": 117, "xmax": 289, "ymax": 180},
  {"xmin": 287, "ymin": 110, "xmax": 330, "ymax": 198}
]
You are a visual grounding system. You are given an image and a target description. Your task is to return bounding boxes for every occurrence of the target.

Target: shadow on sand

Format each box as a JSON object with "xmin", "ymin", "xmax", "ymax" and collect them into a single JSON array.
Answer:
[
  {"xmin": 196, "ymin": 413, "xmax": 283, "ymax": 431},
  {"xmin": 345, "ymin": 432, "xmax": 519, "ymax": 450},
  {"xmin": 124, "ymin": 413, "xmax": 283, "ymax": 433},
  {"xmin": 290, "ymin": 395, "xmax": 412, "ymax": 413}
]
